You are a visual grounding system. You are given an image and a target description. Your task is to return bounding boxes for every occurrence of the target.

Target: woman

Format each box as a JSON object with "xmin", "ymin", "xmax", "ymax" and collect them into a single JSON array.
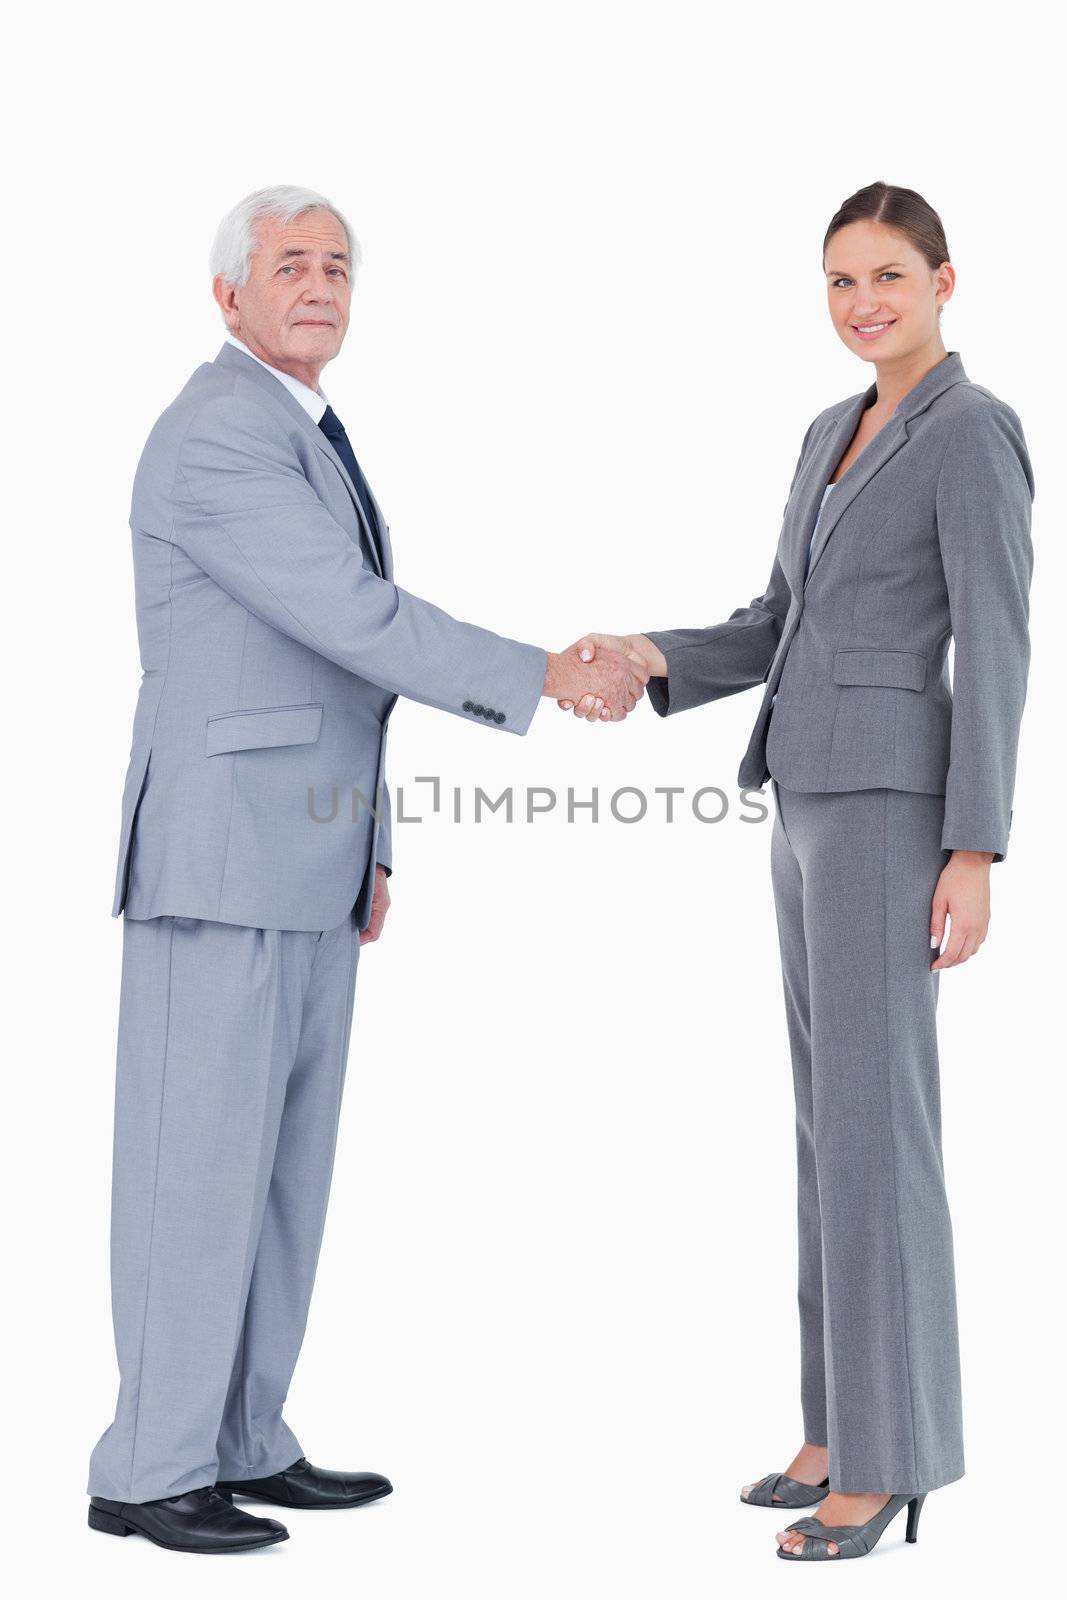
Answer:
[{"xmin": 559, "ymin": 182, "xmax": 1035, "ymax": 1561}]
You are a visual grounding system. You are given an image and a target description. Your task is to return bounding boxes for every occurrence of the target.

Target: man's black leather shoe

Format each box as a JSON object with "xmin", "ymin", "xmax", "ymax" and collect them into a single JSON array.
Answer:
[
  {"xmin": 216, "ymin": 1457, "xmax": 393, "ymax": 1510},
  {"xmin": 88, "ymin": 1486, "xmax": 289, "ymax": 1552}
]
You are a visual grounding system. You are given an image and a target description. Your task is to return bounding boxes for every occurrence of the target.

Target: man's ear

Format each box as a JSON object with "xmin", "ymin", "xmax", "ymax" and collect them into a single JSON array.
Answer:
[{"xmin": 212, "ymin": 275, "xmax": 239, "ymax": 332}]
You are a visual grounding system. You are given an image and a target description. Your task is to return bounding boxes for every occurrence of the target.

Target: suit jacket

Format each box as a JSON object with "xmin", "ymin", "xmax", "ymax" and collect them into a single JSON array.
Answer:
[
  {"xmin": 112, "ymin": 340, "xmax": 547, "ymax": 932},
  {"xmin": 644, "ymin": 351, "xmax": 1034, "ymax": 861}
]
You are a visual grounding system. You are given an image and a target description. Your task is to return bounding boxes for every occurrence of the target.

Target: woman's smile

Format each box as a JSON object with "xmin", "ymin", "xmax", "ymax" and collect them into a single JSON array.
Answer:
[{"xmin": 851, "ymin": 317, "xmax": 898, "ymax": 341}]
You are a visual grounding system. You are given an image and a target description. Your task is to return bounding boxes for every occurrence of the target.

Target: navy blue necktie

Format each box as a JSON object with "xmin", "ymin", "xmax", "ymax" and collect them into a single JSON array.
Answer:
[{"xmin": 318, "ymin": 404, "xmax": 382, "ymax": 562}]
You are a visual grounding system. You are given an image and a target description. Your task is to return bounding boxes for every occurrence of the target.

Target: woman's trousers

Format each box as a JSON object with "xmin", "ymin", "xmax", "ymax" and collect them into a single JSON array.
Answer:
[{"xmin": 768, "ymin": 779, "xmax": 965, "ymax": 1493}]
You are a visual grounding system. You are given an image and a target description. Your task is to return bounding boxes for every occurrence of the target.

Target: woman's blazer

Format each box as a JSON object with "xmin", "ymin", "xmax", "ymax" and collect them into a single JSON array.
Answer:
[{"xmin": 644, "ymin": 352, "xmax": 1034, "ymax": 861}]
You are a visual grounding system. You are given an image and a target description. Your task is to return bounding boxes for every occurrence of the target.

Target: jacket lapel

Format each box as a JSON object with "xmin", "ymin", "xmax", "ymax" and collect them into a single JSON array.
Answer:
[
  {"xmin": 312, "ymin": 431, "xmax": 386, "ymax": 578},
  {"xmin": 784, "ymin": 391, "xmax": 871, "ymax": 591},
  {"xmin": 214, "ymin": 341, "xmax": 385, "ymax": 578},
  {"xmin": 353, "ymin": 469, "xmax": 394, "ymax": 581},
  {"xmin": 799, "ymin": 350, "xmax": 969, "ymax": 588},
  {"xmin": 801, "ymin": 402, "xmax": 905, "ymax": 586}
]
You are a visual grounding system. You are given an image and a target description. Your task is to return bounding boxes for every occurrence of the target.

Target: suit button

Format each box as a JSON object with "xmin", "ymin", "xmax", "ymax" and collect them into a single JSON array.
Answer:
[
  {"xmin": 495, "ymin": 711, "xmax": 506, "ymax": 724},
  {"xmin": 462, "ymin": 700, "xmax": 473, "ymax": 712},
  {"xmin": 472, "ymin": 704, "xmax": 485, "ymax": 716}
]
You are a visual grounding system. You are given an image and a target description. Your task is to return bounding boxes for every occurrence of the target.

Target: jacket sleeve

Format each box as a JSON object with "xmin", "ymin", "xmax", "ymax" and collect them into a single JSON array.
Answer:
[
  {"xmin": 171, "ymin": 392, "xmax": 547, "ymax": 734},
  {"xmin": 641, "ymin": 420, "xmax": 812, "ymax": 717},
  {"xmin": 376, "ymin": 778, "xmax": 392, "ymax": 877},
  {"xmin": 936, "ymin": 399, "xmax": 1035, "ymax": 862}
]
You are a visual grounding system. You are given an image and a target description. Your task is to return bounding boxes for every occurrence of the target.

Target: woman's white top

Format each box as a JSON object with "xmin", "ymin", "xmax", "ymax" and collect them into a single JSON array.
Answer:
[
  {"xmin": 806, "ymin": 479, "xmax": 836, "ymax": 574},
  {"xmin": 771, "ymin": 480, "xmax": 836, "ymax": 709}
]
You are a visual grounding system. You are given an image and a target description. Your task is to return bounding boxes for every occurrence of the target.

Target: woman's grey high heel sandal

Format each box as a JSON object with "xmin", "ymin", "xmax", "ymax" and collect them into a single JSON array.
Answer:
[
  {"xmin": 776, "ymin": 1491, "xmax": 926, "ymax": 1559},
  {"xmin": 741, "ymin": 1471, "xmax": 830, "ymax": 1508}
]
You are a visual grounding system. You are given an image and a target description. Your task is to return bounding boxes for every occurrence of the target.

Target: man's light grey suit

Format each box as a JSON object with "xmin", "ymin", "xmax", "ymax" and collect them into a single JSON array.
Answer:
[
  {"xmin": 113, "ymin": 339, "xmax": 547, "ymax": 934},
  {"xmin": 90, "ymin": 341, "xmax": 547, "ymax": 1503},
  {"xmin": 643, "ymin": 352, "xmax": 1034, "ymax": 1492}
]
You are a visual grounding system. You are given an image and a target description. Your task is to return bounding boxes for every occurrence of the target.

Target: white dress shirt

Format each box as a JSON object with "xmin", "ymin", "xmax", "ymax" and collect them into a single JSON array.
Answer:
[{"xmin": 224, "ymin": 333, "xmax": 329, "ymax": 424}]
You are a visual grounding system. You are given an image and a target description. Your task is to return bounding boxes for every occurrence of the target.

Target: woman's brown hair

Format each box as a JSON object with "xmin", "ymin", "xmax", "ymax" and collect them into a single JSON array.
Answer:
[{"xmin": 823, "ymin": 182, "xmax": 950, "ymax": 271}]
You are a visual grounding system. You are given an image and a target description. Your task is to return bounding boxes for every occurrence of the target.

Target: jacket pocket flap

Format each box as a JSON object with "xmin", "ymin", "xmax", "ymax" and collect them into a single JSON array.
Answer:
[
  {"xmin": 206, "ymin": 702, "xmax": 323, "ymax": 755},
  {"xmin": 833, "ymin": 649, "xmax": 926, "ymax": 691}
]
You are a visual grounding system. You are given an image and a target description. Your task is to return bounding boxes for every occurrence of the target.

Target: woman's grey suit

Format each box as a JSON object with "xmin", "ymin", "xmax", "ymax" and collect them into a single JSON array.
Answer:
[{"xmin": 642, "ymin": 352, "xmax": 1034, "ymax": 1492}]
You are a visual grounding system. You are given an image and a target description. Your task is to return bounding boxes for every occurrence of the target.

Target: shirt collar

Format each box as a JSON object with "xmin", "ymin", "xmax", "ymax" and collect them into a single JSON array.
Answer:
[{"xmin": 223, "ymin": 333, "xmax": 329, "ymax": 423}]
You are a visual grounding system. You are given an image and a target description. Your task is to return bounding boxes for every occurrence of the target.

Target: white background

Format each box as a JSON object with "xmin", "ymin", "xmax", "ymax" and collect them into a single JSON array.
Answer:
[{"xmin": 5, "ymin": 3, "xmax": 1062, "ymax": 1594}]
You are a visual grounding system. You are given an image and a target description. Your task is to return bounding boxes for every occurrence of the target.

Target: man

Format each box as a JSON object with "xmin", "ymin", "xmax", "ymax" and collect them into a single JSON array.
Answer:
[{"xmin": 88, "ymin": 185, "xmax": 645, "ymax": 1554}]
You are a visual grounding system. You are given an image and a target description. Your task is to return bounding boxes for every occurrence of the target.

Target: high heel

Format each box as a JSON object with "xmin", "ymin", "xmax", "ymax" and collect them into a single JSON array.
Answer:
[
  {"xmin": 906, "ymin": 1492, "xmax": 926, "ymax": 1543},
  {"xmin": 776, "ymin": 1491, "xmax": 927, "ymax": 1560},
  {"xmin": 741, "ymin": 1471, "xmax": 829, "ymax": 1508}
]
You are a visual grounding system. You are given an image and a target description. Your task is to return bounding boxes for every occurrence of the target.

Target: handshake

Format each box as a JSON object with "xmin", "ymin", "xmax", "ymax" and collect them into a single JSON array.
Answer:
[{"xmin": 542, "ymin": 633, "xmax": 668, "ymax": 723}]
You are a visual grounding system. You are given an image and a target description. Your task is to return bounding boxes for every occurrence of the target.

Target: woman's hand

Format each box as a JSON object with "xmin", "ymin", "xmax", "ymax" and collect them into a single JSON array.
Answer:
[{"xmin": 930, "ymin": 851, "xmax": 994, "ymax": 969}]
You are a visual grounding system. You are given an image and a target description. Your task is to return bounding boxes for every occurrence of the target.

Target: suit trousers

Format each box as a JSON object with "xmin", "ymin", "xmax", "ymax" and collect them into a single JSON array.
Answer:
[
  {"xmin": 768, "ymin": 779, "xmax": 965, "ymax": 1493},
  {"xmin": 88, "ymin": 908, "xmax": 361, "ymax": 1504}
]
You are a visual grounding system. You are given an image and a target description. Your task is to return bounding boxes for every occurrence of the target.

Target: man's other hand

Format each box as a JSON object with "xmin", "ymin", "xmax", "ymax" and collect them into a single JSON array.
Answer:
[{"xmin": 359, "ymin": 865, "xmax": 391, "ymax": 945}]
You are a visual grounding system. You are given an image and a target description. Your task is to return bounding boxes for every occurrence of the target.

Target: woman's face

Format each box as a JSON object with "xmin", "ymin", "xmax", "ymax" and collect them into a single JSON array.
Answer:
[{"xmin": 823, "ymin": 220, "xmax": 954, "ymax": 363}]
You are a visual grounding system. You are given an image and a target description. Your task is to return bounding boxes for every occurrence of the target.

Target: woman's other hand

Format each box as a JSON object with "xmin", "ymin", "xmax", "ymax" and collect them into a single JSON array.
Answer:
[{"xmin": 930, "ymin": 851, "xmax": 994, "ymax": 969}]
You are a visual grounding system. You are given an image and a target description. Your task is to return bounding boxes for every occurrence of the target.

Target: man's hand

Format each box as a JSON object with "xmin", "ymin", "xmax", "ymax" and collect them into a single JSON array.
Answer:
[
  {"xmin": 555, "ymin": 633, "xmax": 666, "ymax": 717},
  {"xmin": 930, "ymin": 851, "xmax": 993, "ymax": 969},
  {"xmin": 359, "ymin": 865, "xmax": 391, "ymax": 945},
  {"xmin": 543, "ymin": 643, "xmax": 650, "ymax": 722}
]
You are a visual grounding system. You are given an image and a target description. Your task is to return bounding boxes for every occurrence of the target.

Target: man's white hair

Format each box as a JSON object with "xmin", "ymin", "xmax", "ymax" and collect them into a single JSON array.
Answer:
[{"xmin": 209, "ymin": 185, "xmax": 361, "ymax": 299}]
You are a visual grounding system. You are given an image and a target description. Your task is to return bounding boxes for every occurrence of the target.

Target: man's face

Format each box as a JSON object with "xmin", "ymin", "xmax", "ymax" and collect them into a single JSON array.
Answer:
[{"xmin": 213, "ymin": 208, "xmax": 352, "ymax": 386}]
